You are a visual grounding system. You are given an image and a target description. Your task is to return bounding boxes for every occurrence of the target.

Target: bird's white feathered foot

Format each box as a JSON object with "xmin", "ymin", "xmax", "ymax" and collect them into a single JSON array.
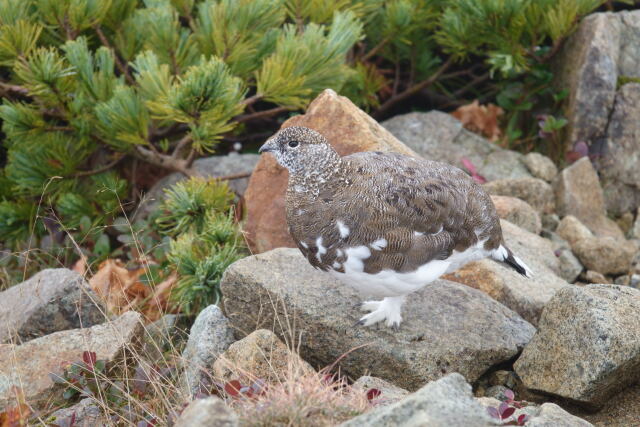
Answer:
[{"xmin": 357, "ymin": 295, "xmax": 406, "ymax": 329}]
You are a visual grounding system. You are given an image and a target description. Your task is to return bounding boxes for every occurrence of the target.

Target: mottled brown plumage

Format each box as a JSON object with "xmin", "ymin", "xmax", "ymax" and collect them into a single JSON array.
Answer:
[{"xmin": 259, "ymin": 126, "xmax": 531, "ymax": 328}]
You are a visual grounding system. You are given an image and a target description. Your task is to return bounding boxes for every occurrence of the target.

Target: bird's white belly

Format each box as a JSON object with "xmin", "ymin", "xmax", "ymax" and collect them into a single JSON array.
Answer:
[{"xmin": 328, "ymin": 240, "xmax": 491, "ymax": 299}]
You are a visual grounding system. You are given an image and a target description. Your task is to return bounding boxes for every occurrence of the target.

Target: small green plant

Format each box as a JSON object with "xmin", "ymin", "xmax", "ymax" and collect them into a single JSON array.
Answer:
[{"xmin": 156, "ymin": 177, "xmax": 245, "ymax": 316}]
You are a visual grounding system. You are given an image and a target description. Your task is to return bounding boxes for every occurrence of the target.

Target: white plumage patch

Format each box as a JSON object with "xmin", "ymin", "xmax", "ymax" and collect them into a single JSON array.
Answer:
[
  {"xmin": 370, "ymin": 238, "xmax": 387, "ymax": 250},
  {"xmin": 315, "ymin": 236, "xmax": 327, "ymax": 262},
  {"xmin": 336, "ymin": 220, "xmax": 350, "ymax": 238}
]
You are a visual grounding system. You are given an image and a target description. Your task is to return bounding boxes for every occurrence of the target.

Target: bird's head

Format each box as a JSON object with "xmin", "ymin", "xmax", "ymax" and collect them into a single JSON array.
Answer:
[{"xmin": 258, "ymin": 126, "xmax": 339, "ymax": 175}]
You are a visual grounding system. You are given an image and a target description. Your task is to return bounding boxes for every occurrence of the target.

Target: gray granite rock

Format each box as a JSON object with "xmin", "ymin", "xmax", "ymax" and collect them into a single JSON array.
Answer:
[
  {"xmin": 555, "ymin": 249, "xmax": 584, "ymax": 283},
  {"xmin": 523, "ymin": 152, "xmax": 558, "ymax": 183},
  {"xmin": 382, "ymin": 111, "xmax": 531, "ymax": 181},
  {"xmin": 341, "ymin": 373, "xmax": 498, "ymax": 427},
  {"xmin": 557, "ymin": 216, "xmax": 636, "ymax": 275},
  {"xmin": 47, "ymin": 398, "xmax": 104, "ymax": 427},
  {"xmin": 445, "ymin": 220, "xmax": 569, "ymax": 325},
  {"xmin": 478, "ymin": 398, "xmax": 593, "ymax": 427},
  {"xmin": 484, "ymin": 178, "xmax": 554, "ymax": 214},
  {"xmin": 514, "ymin": 285, "xmax": 640, "ymax": 409},
  {"xmin": 602, "ymin": 83, "xmax": 640, "ymax": 215},
  {"xmin": 221, "ymin": 248, "xmax": 535, "ymax": 391},
  {"xmin": 554, "ymin": 157, "xmax": 624, "ymax": 239},
  {"xmin": 0, "ymin": 311, "xmax": 143, "ymax": 411},
  {"xmin": 552, "ymin": 12, "xmax": 620, "ymax": 148},
  {"xmin": 352, "ymin": 376, "xmax": 409, "ymax": 406},
  {"xmin": 0, "ymin": 269, "xmax": 105, "ymax": 344},
  {"xmin": 181, "ymin": 305, "xmax": 236, "ymax": 397},
  {"xmin": 175, "ymin": 396, "xmax": 238, "ymax": 427},
  {"xmin": 491, "ymin": 196, "xmax": 541, "ymax": 234}
]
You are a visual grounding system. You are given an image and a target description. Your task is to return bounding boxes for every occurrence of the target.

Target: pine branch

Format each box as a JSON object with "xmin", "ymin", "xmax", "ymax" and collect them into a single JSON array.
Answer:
[
  {"xmin": 72, "ymin": 153, "xmax": 126, "ymax": 177},
  {"xmin": 93, "ymin": 25, "xmax": 135, "ymax": 85},
  {"xmin": 373, "ymin": 57, "xmax": 454, "ymax": 119},
  {"xmin": 134, "ymin": 146, "xmax": 196, "ymax": 176},
  {"xmin": 242, "ymin": 94, "xmax": 263, "ymax": 106},
  {"xmin": 215, "ymin": 171, "xmax": 251, "ymax": 181},
  {"xmin": 172, "ymin": 134, "xmax": 193, "ymax": 159},
  {"xmin": 362, "ymin": 37, "xmax": 391, "ymax": 62}
]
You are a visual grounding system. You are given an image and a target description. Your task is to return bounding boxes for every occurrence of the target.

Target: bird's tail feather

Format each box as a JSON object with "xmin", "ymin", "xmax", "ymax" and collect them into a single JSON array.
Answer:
[{"xmin": 491, "ymin": 244, "xmax": 532, "ymax": 278}]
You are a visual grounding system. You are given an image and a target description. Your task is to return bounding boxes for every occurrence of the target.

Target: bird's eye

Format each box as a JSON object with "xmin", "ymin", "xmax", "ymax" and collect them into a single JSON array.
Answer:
[{"xmin": 288, "ymin": 140, "xmax": 299, "ymax": 148}]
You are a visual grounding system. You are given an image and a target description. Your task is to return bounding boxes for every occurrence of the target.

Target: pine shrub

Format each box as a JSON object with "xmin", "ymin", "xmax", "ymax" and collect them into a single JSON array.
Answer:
[{"xmin": 0, "ymin": 0, "xmax": 619, "ymax": 266}]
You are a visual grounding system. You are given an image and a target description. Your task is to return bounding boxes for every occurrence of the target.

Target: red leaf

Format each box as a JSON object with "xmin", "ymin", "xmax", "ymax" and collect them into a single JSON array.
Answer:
[
  {"xmin": 501, "ymin": 407, "xmax": 516, "ymax": 419},
  {"xmin": 366, "ymin": 388, "xmax": 382, "ymax": 401},
  {"xmin": 224, "ymin": 380, "xmax": 242, "ymax": 397},
  {"xmin": 82, "ymin": 351, "xmax": 97, "ymax": 368},
  {"xmin": 517, "ymin": 413, "xmax": 529, "ymax": 425},
  {"xmin": 487, "ymin": 406, "xmax": 500, "ymax": 419},
  {"xmin": 503, "ymin": 388, "xmax": 515, "ymax": 401}
]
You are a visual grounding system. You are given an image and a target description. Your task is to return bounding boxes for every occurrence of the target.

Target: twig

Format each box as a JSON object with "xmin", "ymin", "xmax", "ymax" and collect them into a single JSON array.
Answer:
[
  {"xmin": 93, "ymin": 25, "xmax": 135, "ymax": 85},
  {"xmin": 235, "ymin": 106, "xmax": 290, "ymax": 123},
  {"xmin": 134, "ymin": 146, "xmax": 196, "ymax": 176},
  {"xmin": 172, "ymin": 134, "xmax": 192, "ymax": 159},
  {"xmin": 452, "ymin": 72, "xmax": 491, "ymax": 98},
  {"xmin": 242, "ymin": 94, "xmax": 263, "ymax": 106},
  {"xmin": 362, "ymin": 37, "xmax": 391, "ymax": 62},
  {"xmin": 373, "ymin": 57, "xmax": 454, "ymax": 119},
  {"xmin": 214, "ymin": 171, "xmax": 252, "ymax": 181},
  {"xmin": 72, "ymin": 153, "xmax": 126, "ymax": 177}
]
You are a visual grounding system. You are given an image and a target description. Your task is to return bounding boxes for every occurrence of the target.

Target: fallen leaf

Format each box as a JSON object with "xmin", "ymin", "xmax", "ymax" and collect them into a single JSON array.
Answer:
[
  {"xmin": 460, "ymin": 157, "xmax": 487, "ymax": 184},
  {"xmin": 71, "ymin": 257, "xmax": 87, "ymax": 275},
  {"xmin": 89, "ymin": 259, "xmax": 148, "ymax": 315},
  {"xmin": 0, "ymin": 387, "xmax": 30, "ymax": 427},
  {"xmin": 451, "ymin": 100, "xmax": 504, "ymax": 141}
]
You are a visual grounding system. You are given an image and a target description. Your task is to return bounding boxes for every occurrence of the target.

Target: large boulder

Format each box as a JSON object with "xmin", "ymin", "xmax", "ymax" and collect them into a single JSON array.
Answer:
[
  {"xmin": 553, "ymin": 10, "xmax": 640, "ymax": 215},
  {"xmin": 554, "ymin": 157, "xmax": 624, "ymax": 239},
  {"xmin": 514, "ymin": 285, "xmax": 640, "ymax": 409},
  {"xmin": 0, "ymin": 269, "xmax": 105, "ymax": 344},
  {"xmin": 0, "ymin": 311, "xmax": 142, "ymax": 411},
  {"xmin": 382, "ymin": 111, "xmax": 532, "ymax": 181},
  {"xmin": 444, "ymin": 220, "xmax": 569, "ymax": 325},
  {"xmin": 244, "ymin": 89, "xmax": 417, "ymax": 253},
  {"xmin": 220, "ymin": 248, "xmax": 534, "ymax": 391},
  {"xmin": 552, "ymin": 12, "xmax": 621, "ymax": 149},
  {"xmin": 181, "ymin": 305, "xmax": 236, "ymax": 397},
  {"xmin": 601, "ymin": 83, "xmax": 640, "ymax": 215},
  {"xmin": 341, "ymin": 373, "xmax": 498, "ymax": 427}
]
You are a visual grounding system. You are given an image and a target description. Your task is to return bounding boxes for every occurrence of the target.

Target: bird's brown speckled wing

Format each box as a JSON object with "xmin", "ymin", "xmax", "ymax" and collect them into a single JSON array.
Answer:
[{"xmin": 287, "ymin": 151, "xmax": 502, "ymax": 274}]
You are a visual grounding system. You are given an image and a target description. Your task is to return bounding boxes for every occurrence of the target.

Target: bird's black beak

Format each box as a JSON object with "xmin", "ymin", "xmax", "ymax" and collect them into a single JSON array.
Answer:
[{"xmin": 259, "ymin": 138, "xmax": 277, "ymax": 154}]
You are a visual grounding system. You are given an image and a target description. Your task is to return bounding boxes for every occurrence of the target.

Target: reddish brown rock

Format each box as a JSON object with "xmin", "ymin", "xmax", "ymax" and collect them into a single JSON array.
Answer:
[{"xmin": 244, "ymin": 89, "xmax": 418, "ymax": 253}]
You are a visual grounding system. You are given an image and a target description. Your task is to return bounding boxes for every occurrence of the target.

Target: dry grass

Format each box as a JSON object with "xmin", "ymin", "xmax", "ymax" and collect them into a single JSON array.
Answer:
[{"xmin": 1, "ymin": 198, "xmax": 377, "ymax": 427}]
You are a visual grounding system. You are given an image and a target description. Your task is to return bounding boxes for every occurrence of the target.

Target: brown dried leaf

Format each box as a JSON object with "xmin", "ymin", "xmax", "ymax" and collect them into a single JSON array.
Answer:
[
  {"xmin": 451, "ymin": 100, "xmax": 504, "ymax": 141},
  {"xmin": 0, "ymin": 387, "xmax": 30, "ymax": 427},
  {"xmin": 88, "ymin": 259, "xmax": 148, "ymax": 315}
]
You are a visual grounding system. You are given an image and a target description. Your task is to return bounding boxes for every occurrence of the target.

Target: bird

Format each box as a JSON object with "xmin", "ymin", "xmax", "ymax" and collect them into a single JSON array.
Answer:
[{"xmin": 258, "ymin": 126, "xmax": 532, "ymax": 329}]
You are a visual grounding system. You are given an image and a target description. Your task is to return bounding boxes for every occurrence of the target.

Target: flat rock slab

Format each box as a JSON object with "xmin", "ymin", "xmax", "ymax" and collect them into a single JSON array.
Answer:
[
  {"xmin": 221, "ymin": 248, "xmax": 535, "ymax": 391},
  {"xmin": 341, "ymin": 373, "xmax": 498, "ymax": 427},
  {"xmin": 515, "ymin": 285, "xmax": 640, "ymax": 409},
  {"xmin": 0, "ymin": 311, "xmax": 142, "ymax": 411},
  {"xmin": 0, "ymin": 269, "xmax": 105, "ymax": 344},
  {"xmin": 445, "ymin": 220, "xmax": 569, "ymax": 325}
]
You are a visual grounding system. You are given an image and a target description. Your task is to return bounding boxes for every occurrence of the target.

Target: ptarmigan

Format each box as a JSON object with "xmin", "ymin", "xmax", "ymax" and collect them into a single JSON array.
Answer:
[{"xmin": 259, "ymin": 126, "xmax": 532, "ymax": 329}]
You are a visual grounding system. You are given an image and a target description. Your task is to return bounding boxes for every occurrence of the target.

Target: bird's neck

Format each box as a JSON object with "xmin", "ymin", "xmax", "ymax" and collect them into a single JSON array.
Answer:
[{"xmin": 288, "ymin": 151, "xmax": 344, "ymax": 198}]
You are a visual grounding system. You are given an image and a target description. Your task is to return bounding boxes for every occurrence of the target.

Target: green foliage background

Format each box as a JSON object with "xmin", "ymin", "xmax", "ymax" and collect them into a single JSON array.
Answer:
[{"xmin": 0, "ymin": 0, "xmax": 630, "ymax": 288}]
